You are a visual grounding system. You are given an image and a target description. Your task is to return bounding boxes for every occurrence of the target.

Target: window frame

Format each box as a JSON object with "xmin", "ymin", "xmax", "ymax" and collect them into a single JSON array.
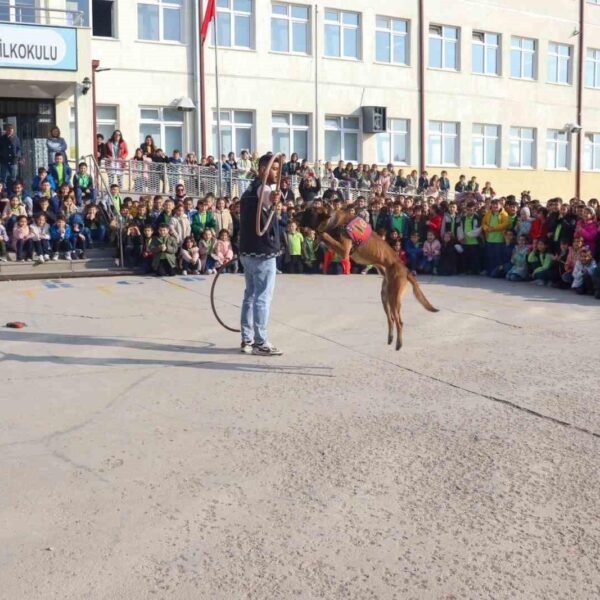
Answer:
[
  {"xmin": 270, "ymin": 2, "xmax": 311, "ymax": 55},
  {"xmin": 471, "ymin": 123, "xmax": 500, "ymax": 168},
  {"xmin": 510, "ymin": 36, "xmax": 537, "ymax": 80},
  {"xmin": 96, "ymin": 104, "xmax": 119, "ymax": 143},
  {"xmin": 546, "ymin": 129, "xmax": 570, "ymax": 170},
  {"xmin": 137, "ymin": 0, "xmax": 184, "ymax": 44},
  {"xmin": 472, "ymin": 30, "xmax": 500, "ymax": 76},
  {"xmin": 547, "ymin": 42, "xmax": 572, "ymax": 85},
  {"xmin": 92, "ymin": 0, "xmax": 117, "ymax": 38},
  {"xmin": 139, "ymin": 106, "xmax": 185, "ymax": 154},
  {"xmin": 509, "ymin": 126, "xmax": 536, "ymax": 169},
  {"xmin": 271, "ymin": 111, "xmax": 311, "ymax": 160},
  {"xmin": 585, "ymin": 48, "xmax": 600, "ymax": 88},
  {"xmin": 376, "ymin": 118, "xmax": 410, "ymax": 165},
  {"xmin": 428, "ymin": 24, "xmax": 460, "ymax": 71},
  {"xmin": 427, "ymin": 120, "xmax": 459, "ymax": 166},
  {"xmin": 375, "ymin": 15, "xmax": 409, "ymax": 66},
  {"xmin": 212, "ymin": 0, "xmax": 254, "ymax": 50},
  {"xmin": 212, "ymin": 109, "xmax": 255, "ymax": 156},
  {"xmin": 324, "ymin": 114, "xmax": 361, "ymax": 162},
  {"xmin": 584, "ymin": 132, "xmax": 600, "ymax": 171},
  {"xmin": 323, "ymin": 9, "xmax": 361, "ymax": 61}
]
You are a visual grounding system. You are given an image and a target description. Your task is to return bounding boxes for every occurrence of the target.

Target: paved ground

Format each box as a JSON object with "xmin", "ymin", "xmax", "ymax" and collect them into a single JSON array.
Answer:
[{"xmin": 1, "ymin": 273, "xmax": 599, "ymax": 600}]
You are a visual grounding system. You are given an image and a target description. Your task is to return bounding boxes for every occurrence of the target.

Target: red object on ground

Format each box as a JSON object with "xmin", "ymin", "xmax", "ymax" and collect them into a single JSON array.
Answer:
[{"xmin": 6, "ymin": 321, "xmax": 26, "ymax": 329}]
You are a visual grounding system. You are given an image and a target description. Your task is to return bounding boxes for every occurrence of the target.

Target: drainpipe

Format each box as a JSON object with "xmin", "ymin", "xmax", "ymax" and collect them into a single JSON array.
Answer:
[
  {"xmin": 314, "ymin": 3, "xmax": 319, "ymax": 163},
  {"xmin": 576, "ymin": 0, "xmax": 584, "ymax": 198},
  {"xmin": 418, "ymin": 0, "xmax": 426, "ymax": 173},
  {"xmin": 92, "ymin": 59, "xmax": 100, "ymax": 158}
]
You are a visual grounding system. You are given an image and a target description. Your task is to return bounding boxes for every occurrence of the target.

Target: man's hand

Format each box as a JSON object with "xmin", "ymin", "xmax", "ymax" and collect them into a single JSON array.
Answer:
[
  {"xmin": 270, "ymin": 191, "xmax": 281, "ymax": 205},
  {"xmin": 160, "ymin": 244, "xmax": 166, "ymax": 252}
]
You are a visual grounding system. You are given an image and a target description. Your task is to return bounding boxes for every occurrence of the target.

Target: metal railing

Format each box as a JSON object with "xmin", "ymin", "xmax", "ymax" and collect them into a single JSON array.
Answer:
[
  {"xmin": 94, "ymin": 159, "xmax": 436, "ymax": 204},
  {"xmin": 0, "ymin": 2, "xmax": 85, "ymax": 27},
  {"xmin": 84, "ymin": 155, "xmax": 124, "ymax": 268}
]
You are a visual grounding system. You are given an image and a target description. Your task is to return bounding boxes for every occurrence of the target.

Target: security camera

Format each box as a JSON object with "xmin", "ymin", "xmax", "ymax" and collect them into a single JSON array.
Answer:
[
  {"xmin": 175, "ymin": 97, "xmax": 195, "ymax": 112},
  {"xmin": 565, "ymin": 123, "xmax": 582, "ymax": 134}
]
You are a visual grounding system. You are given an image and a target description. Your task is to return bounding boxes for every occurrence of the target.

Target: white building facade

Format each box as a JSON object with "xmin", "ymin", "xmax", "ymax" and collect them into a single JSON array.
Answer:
[{"xmin": 3, "ymin": 0, "xmax": 600, "ymax": 198}]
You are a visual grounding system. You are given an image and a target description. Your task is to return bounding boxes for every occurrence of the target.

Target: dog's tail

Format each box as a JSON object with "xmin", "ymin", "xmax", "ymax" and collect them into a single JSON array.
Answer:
[{"xmin": 407, "ymin": 270, "xmax": 439, "ymax": 313}]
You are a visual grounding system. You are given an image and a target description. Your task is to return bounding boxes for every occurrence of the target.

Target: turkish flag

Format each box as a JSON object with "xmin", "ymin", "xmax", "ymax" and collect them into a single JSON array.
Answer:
[{"xmin": 200, "ymin": 0, "xmax": 216, "ymax": 44}]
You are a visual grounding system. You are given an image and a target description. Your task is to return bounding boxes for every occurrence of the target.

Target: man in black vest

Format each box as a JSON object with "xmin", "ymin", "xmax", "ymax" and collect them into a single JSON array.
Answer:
[{"xmin": 239, "ymin": 154, "xmax": 283, "ymax": 356}]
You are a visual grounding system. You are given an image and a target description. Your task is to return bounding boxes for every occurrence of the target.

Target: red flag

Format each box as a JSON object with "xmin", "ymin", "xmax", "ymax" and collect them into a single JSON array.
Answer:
[{"xmin": 200, "ymin": 0, "xmax": 216, "ymax": 44}]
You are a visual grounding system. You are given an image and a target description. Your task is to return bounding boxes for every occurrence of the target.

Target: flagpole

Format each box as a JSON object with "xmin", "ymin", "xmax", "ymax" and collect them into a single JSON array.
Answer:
[{"xmin": 214, "ymin": 11, "xmax": 223, "ymax": 198}]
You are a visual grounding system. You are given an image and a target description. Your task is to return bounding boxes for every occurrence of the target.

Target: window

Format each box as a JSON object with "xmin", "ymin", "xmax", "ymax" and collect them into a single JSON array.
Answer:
[
  {"xmin": 376, "ymin": 119, "xmax": 409, "ymax": 164},
  {"xmin": 429, "ymin": 25, "xmax": 459, "ymax": 70},
  {"xmin": 212, "ymin": 110, "xmax": 254, "ymax": 155},
  {"xmin": 271, "ymin": 3, "xmax": 310, "ymax": 54},
  {"xmin": 0, "ymin": 0, "xmax": 35, "ymax": 23},
  {"xmin": 546, "ymin": 130, "xmax": 569, "ymax": 170},
  {"xmin": 324, "ymin": 9, "xmax": 360, "ymax": 60},
  {"xmin": 375, "ymin": 16, "xmax": 408, "ymax": 65},
  {"xmin": 472, "ymin": 31, "xmax": 500, "ymax": 75},
  {"xmin": 428, "ymin": 121, "xmax": 459, "ymax": 166},
  {"xmin": 139, "ymin": 107, "xmax": 184, "ymax": 154},
  {"xmin": 472, "ymin": 124, "xmax": 500, "ymax": 167},
  {"xmin": 509, "ymin": 127, "xmax": 536, "ymax": 168},
  {"xmin": 138, "ymin": 0, "xmax": 183, "ymax": 42},
  {"xmin": 66, "ymin": 0, "xmax": 91, "ymax": 26},
  {"xmin": 584, "ymin": 133, "xmax": 600, "ymax": 170},
  {"xmin": 548, "ymin": 43, "xmax": 572, "ymax": 84},
  {"xmin": 585, "ymin": 48, "xmax": 600, "ymax": 88},
  {"xmin": 324, "ymin": 115, "xmax": 360, "ymax": 161},
  {"xmin": 272, "ymin": 112, "xmax": 310, "ymax": 159},
  {"xmin": 511, "ymin": 36, "xmax": 536, "ymax": 79},
  {"xmin": 96, "ymin": 105, "xmax": 119, "ymax": 142},
  {"xmin": 92, "ymin": 0, "xmax": 116, "ymax": 37},
  {"xmin": 212, "ymin": 0, "xmax": 253, "ymax": 49}
]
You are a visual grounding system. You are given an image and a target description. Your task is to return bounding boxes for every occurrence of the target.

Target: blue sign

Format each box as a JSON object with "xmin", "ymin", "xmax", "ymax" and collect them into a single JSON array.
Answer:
[{"xmin": 0, "ymin": 23, "xmax": 77, "ymax": 71}]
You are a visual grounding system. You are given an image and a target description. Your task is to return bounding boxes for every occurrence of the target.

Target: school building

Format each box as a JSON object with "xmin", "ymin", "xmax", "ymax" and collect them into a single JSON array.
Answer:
[{"xmin": 3, "ymin": 0, "xmax": 600, "ymax": 198}]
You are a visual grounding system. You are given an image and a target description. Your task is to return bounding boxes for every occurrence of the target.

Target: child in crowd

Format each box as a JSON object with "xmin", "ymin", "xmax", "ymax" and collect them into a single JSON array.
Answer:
[
  {"xmin": 439, "ymin": 231, "xmax": 458, "ymax": 276},
  {"xmin": 285, "ymin": 221, "xmax": 304, "ymax": 274},
  {"xmin": 528, "ymin": 238, "xmax": 555, "ymax": 285},
  {"xmin": 421, "ymin": 230, "xmax": 441, "ymax": 274},
  {"xmin": 72, "ymin": 161, "xmax": 95, "ymax": 206},
  {"xmin": 199, "ymin": 228, "xmax": 216, "ymax": 274},
  {"xmin": 29, "ymin": 213, "xmax": 51, "ymax": 262},
  {"xmin": 140, "ymin": 224, "xmax": 155, "ymax": 274},
  {"xmin": 212, "ymin": 229, "xmax": 235, "ymax": 273},
  {"xmin": 302, "ymin": 228, "xmax": 319, "ymax": 274},
  {"xmin": 12, "ymin": 215, "xmax": 33, "ymax": 261},
  {"xmin": 405, "ymin": 231, "xmax": 423, "ymax": 275},
  {"xmin": 124, "ymin": 220, "xmax": 142, "ymax": 267},
  {"xmin": 392, "ymin": 239, "xmax": 407, "ymax": 266},
  {"xmin": 506, "ymin": 235, "xmax": 530, "ymax": 281},
  {"xmin": 556, "ymin": 239, "xmax": 575, "ymax": 288},
  {"xmin": 179, "ymin": 235, "xmax": 201, "ymax": 275},
  {"xmin": 572, "ymin": 247, "xmax": 597, "ymax": 295},
  {"xmin": 150, "ymin": 222, "xmax": 178, "ymax": 276},
  {"xmin": 50, "ymin": 215, "xmax": 72, "ymax": 260}
]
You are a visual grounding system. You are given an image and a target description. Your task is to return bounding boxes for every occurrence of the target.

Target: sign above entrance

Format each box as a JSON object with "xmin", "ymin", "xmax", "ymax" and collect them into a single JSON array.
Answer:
[{"xmin": 0, "ymin": 23, "xmax": 77, "ymax": 71}]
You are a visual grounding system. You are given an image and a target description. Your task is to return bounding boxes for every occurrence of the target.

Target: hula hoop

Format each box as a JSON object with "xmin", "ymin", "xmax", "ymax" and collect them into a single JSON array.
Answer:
[
  {"xmin": 209, "ymin": 257, "xmax": 241, "ymax": 333},
  {"xmin": 255, "ymin": 153, "xmax": 282, "ymax": 237}
]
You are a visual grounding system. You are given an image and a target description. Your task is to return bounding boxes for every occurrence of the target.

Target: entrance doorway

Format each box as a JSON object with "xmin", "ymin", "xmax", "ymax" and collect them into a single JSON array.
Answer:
[{"xmin": 0, "ymin": 98, "xmax": 56, "ymax": 188}]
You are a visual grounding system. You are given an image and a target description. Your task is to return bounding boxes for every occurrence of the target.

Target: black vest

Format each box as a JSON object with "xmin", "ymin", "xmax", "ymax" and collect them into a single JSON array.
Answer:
[{"xmin": 239, "ymin": 179, "xmax": 281, "ymax": 257}]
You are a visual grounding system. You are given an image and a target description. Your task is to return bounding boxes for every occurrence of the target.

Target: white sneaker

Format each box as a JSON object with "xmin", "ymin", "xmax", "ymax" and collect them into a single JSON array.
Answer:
[
  {"xmin": 252, "ymin": 342, "xmax": 283, "ymax": 356},
  {"xmin": 37, "ymin": 255, "xmax": 45, "ymax": 263},
  {"xmin": 44, "ymin": 254, "xmax": 50, "ymax": 261},
  {"xmin": 0, "ymin": 257, "xmax": 7, "ymax": 262},
  {"xmin": 65, "ymin": 253, "xmax": 72, "ymax": 261},
  {"xmin": 182, "ymin": 270, "xmax": 188, "ymax": 276},
  {"xmin": 240, "ymin": 341, "xmax": 254, "ymax": 354},
  {"xmin": 52, "ymin": 253, "xmax": 59, "ymax": 261}
]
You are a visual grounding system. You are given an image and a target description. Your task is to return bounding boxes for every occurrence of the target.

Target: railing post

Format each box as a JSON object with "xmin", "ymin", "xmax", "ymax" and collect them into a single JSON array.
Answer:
[
  {"xmin": 128, "ymin": 159, "xmax": 132, "ymax": 194},
  {"xmin": 163, "ymin": 162, "xmax": 168, "ymax": 194}
]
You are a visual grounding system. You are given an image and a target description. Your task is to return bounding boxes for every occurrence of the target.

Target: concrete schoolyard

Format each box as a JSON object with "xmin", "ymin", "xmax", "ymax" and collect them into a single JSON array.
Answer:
[{"xmin": 1, "ymin": 274, "xmax": 599, "ymax": 599}]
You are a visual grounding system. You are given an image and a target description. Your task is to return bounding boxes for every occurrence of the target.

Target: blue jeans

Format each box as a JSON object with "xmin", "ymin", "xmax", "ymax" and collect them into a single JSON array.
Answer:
[
  {"xmin": 240, "ymin": 255, "xmax": 276, "ymax": 345},
  {"xmin": 0, "ymin": 163, "xmax": 18, "ymax": 188}
]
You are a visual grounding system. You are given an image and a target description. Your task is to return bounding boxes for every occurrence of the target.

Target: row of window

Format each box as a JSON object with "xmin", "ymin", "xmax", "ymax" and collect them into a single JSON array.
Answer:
[
  {"xmin": 84, "ymin": 1, "xmax": 600, "ymax": 90},
  {"xmin": 86, "ymin": 103, "xmax": 600, "ymax": 173}
]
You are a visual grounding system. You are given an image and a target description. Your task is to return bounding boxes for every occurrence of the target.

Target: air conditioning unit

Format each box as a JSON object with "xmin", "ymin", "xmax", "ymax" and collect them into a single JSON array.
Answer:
[{"xmin": 361, "ymin": 106, "xmax": 387, "ymax": 133}]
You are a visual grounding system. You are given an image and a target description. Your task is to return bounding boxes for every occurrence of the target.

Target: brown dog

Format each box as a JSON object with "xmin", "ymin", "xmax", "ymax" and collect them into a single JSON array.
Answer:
[{"xmin": 300, "ymin": 205, "xmax": 438, "ymax": 350}]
